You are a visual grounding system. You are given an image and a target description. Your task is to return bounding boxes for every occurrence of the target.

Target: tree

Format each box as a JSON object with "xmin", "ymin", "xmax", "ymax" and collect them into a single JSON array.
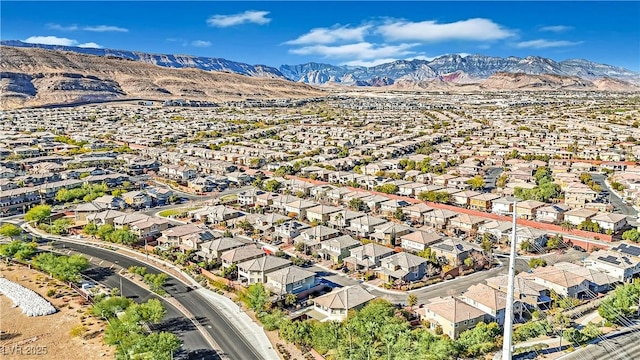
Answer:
[
  {"xmin": 349, "ymin": 198, "xmax": 366, "ymax": 211},
  {"xmin": 245, "ymin": 283, "xmax": 269, "ymax": 311},
  {"xmin": 560, "ymin": 221, "xmax": 575, "ymax": 232},
  {"xmin": 466, "ymin": 175, "xmax": 485, "ymax": 190},
  {"xmin": 622, "ymin": 228, "xmax": 640, "ymax": 242},
  {"xmin": 375, "ymin": 184, "xmax": 399, "ymax": 194},
  {"xmin": 408, "ymin": 294, "xmax": 418, "ymax": 309},
  {"xmin": 284, "ymin": 293, "xmax": 297, "ymax": 307},
  {"xmin": 33, "ymin": 253, "xmax": 89, "ymax": 282},
  {"xmin": 0, "ymin": 240, "xmax": 37, "ymax": 261},
  {"xmin": 496, "ymin": 173, "xmax": 508, "ymax": 188},
  {"xmin": 463, "ymin": 257, "xmax": 474, "ymax": 268},
  {"xmin": 520, "ymin": 240, "xmax": 532, "ymax": 252},
  {"xmin": 393, "ymin": 208, "xmax": 405, "ymax": 221},
  {"xmin": 25, "ymin": 205, "xmax": 51, "ymax": 223},
  {"xmin": 97, "ymin": 224, "xmax": 115, "ymax": 240},
  {"xmin": 418, "ymin": 191, "xmax": 450, "ymax": 203},
  {"xmin": 83, "ymin": 223, "xmax": 98, "ymax": 236},
  {"xmin": 92, "ymin": 296, "xmax": 134, "ymax": 319},
  {"xmin": 0, "ymin": 223, "xmax": 21, "ymax": 238},
  {"xmin": 264, "ymin": 179, "xmax": 282, "ymax": 193},
  {"xmin": 220, "ymin": 264, "xmax": 237, "ymax": 280},
  {"xmin": 143, "ymin": 273, "xmax": 168, "ymax": 294},
  {"xmin": 51, "ymin": 218, "xmax": 73, "ymax": 235},
  {"xmin": 529, "ymin": 258, "xmax": 547, "ymax": 268}
]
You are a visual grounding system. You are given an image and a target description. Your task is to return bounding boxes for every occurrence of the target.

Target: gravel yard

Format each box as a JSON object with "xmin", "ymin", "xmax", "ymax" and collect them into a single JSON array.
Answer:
[{"xmin": 0, "ymin": 264, "xmax": 113, "ymax": 359}]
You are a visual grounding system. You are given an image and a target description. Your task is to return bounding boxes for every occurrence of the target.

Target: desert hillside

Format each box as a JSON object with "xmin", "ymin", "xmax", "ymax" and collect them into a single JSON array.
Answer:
[{"xmin": 0, "ymin": 46, "xmax": 324, "ymax": 109}]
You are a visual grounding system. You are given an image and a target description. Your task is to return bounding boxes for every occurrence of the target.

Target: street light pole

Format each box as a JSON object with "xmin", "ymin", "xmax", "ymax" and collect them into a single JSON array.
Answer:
[{"xmin": 501, "ymin": 202, "xmax": 517, "ymax": 360}]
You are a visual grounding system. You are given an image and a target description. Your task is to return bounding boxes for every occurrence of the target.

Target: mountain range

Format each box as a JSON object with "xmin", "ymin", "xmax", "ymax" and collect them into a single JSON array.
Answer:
[{"xmin": 3, "ymin": 40, "xmax": 639, "ymax": 87}]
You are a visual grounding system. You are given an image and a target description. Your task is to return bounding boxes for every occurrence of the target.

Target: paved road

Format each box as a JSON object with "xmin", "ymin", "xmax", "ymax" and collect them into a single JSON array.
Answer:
[
  {"xmin": 49, "ymin": 241, "xmax": 264, "ymax": 360},
  {"xmin": 591, "ymin": 173, "xmax": 637, "ymax": 217},
  {"xmin": 484, "ymin": 167, "xmax": 504, "ymax": 191},
  {"xmin": 82, "ymin": 265, "xmax": 218, "ymax": 360},
  {"xmin": 557, "ymin": 328, "xmax": 640, "ymax": 360}
]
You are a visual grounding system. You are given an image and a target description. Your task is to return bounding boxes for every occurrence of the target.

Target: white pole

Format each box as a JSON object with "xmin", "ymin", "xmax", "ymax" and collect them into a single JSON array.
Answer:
[{"xmin": 501, "ymin": 201, "xmax": 517, "ymax": 360}]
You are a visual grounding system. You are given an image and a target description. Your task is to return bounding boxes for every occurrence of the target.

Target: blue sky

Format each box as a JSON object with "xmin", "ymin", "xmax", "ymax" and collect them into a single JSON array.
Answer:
[{"xmin": 2, "ymin": 1, "xmax": 639, "ymax": 70}]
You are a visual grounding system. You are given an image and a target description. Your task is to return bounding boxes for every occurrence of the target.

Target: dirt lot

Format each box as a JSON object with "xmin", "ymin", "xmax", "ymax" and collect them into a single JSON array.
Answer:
[{"xmin": 0, "ymin": 263, "xmax": 113, "ymax": 360}]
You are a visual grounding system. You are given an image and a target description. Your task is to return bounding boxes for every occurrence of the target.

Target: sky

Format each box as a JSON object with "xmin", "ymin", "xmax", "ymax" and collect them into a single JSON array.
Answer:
[{"xmin": 2, "ymin": 1, "xmax": 639, "ymax": 70}]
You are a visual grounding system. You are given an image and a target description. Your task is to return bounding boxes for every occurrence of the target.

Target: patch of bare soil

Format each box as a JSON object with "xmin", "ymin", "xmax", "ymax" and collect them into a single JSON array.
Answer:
[{"xmin": 0, "ymin": 264, "xmax": 113, "ymax": 360}]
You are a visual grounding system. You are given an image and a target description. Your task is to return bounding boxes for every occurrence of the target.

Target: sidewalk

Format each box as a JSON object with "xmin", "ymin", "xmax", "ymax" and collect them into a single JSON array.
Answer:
[{"xmin": 22, "ymin": 223, "xmax": 279, "ymax": 360}]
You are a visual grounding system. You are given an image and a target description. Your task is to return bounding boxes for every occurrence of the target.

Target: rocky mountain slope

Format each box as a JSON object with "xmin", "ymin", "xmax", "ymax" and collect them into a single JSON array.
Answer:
[
  {"xmin": 282, "ymin": 55, "xmax": 640, "ymax": 86},
  {"xmin": 1, "ymin": 40, "xmax": 286, "ymax": 79},
  {"xmin": 5, "ymin": 40, "xmax": 638, "ymax": 88},
  {"xmin": 0, "ymin": 46, "xmax": 323, "ymax": 109}
]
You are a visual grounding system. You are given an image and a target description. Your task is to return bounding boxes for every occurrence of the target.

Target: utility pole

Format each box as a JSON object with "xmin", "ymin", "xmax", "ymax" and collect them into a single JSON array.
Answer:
[
  {"xmin": 144, "ymin": 237, "xmax": 149, "ymax": 261},
  {"xmin": 501, "ymin": 201, "xmax": 517, "ymax": 360}
]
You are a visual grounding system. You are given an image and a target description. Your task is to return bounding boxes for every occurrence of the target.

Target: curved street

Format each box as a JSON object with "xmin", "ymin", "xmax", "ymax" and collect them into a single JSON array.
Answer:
[{"xmin": 45, "ymin": 239, "xmax": 268, "ymax": 360}]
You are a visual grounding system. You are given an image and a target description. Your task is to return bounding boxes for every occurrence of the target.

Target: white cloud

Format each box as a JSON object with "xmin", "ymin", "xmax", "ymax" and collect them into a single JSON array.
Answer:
[
  {"xmin": 207, "ymin": 10, "xmax": 271, "ymax": 27},
  {"xmin": 286, "ymin": 24, "xmax": 371, "ymax": 45},
  {"xmin": 540, "ymin": 25, "xmax": 573, "ymax": 33},
  {"xmin": 24, "ymin": 36, "xmax": 101, "ymax": 48},
  {"xmin": 23, "ymin": 36, "xmax": 78, "ymax": 46},
  {"xmin": 191, "ymin": 40, "xmax": 211, "ymax": 47},
  {"xmin": 83, "ymin": 25, "xmax": 128, "ymax": 32},
  {"xmin": 341, "ymin": 58, "xmax": 400, "ymax": 67},
  {"xmin": 78, "ymin": 42, "xmax": 102, "ymax": 48},
  {"xmin": 290, "ymin": 42, "xmax": 417, "ymax": 60},
  {"xmin": 516, "ymin": 39, "xmax": 583, "ymax": 49},
  {"xmin": 47, "ymin": 23, "xmax": 78, "ymax": 31},
  {"xmin": 378, "ymin": 18, "xmax": 515, "ymax": 42}
]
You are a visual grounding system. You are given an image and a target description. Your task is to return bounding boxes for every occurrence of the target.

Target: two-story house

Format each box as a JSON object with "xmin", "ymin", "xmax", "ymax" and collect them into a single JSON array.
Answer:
[
  {"xmin": 377, "ymin": 252, "xmax": 428, "ymax": 283},
  {"xmin": 318, "ymin": 235, "xmax": 361, "ymax": 264},
  {"xmin": 237, "ymin": 256, "xmax": 292, "ymax": 284},
  {"xmin": 343, "ymin": 243, "xmax": 394, "ymax": 271}
]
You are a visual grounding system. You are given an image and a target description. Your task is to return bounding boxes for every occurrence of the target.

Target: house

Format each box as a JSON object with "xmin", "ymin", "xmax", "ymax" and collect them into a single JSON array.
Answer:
[
  {"xmin": 293, "ymin": 225, "xmax": 340, "ymax": 250},
  {"xmin": 432, "ymin": 174, "xmax": 457, "ymax": 187},
  {"xmin": 327, "ymin": 210, "xmax": 366, "ymax": 229},
  {"xmin": 379, "ymin": 199, "xmax": 411, "ymax": 214},
  {"xmin": 205, "ymin": 205, "xmax": 241, "ymax": 224},
  {"xmin": 237, "ymin": 188, "xmax": 265, "ymax": 207},
  {"xmin": 237, "ymin": 256, "xmax": 292, "ymax": 284},
  {"xmin": 197, "ymin": 236, "xmax": 245, "ymax": 261},
  {"xmin": 157, "ymin": 224, "xmax": 208, "ymax": 248},
  {"xmin": 469, "ymin": 193, "xmax": 502, "ymax": 212},
  {"xmin": 370, "ymin": 222, "xmax": 412, "ymax": 246},
  {"xmin": 515, "ymin": 227, "xmax": 548, "ymax": 250},
  {"xmin": 492, "ymin": 196, "xmax": 518, "ymax": 216},
  {"xmin": 284, "ymin": 199, "xmax": 318, "ymax": 219},
  {"xmin": 318, "ymin": 235, "xmax": 361, "ymax": 263},
  {"xmin": 477, "ymin": 221, "xmax": 513, "ymax": 242},
  {"xmin": 449, "ymin": 214, "xmax": 485, "ymax": 235},
  {"xmin": 309, "ymin": 285, "xmax": 376, "ymax": 322},
  {"xmin": 147, "ymin": 187, "xmax": 173, "ymax": 205},
  {"xmin": 552, "ymin": 262, "xmax": 617, "ymax": 294},
  {"xmin": 347, "ymin": 215, "xmax": 388, "ymax": 237},
  {"xmin": 86, "ymin": 210, "xmax": 127, "ymax": 226},
  {"xmin": 252, "ymin": 212, "xmax": 290, "ymax": 233},
  {"xmin": 563, "ymin": 208, "xmax": 598, "ymax": 226},
  {"xmin": 73, "ymin": 201, "xmax": 108, "ymax": 222},
  {"xmin": 591, "ymin": 213, "xmax": 628, "ymax": 233},
  {"xmin": 378, "ymin": 252, "xmax": 428, "ymax": 282},
  {"xmin": 402, "ymin": 203, "xmax": 433, "ymax": 223},
  {"xmin": 485, "ymin": 275, "xmax": 552, "ymax": 308},
  {"xmin": 129, "ymin": 217, "xmax": 170, "ymax": 240},
  {"xmin": 274, "ymin": 220, "xmax": 311, "ymax": 242},
  {"xmin": 113, "ymin": 212, "xmax": 150, "ymax": 229},
  {"xmin": 305, "ymin": 204, "xmax": 341, "ymax": 224},
  {"xmin": 459, "ymin": 283, "xmax": 524, "ymax": 326},
  {"xmin": 400, "ymin": 230, "xmax": 443, "ymax": 252},
  {"xmin": 418, "ymin": 296, "xmax": 488, "ymax": 339},
  {"xmin": 515, "ymin": 200, "xmax": 546, "ymax": 220},
  {"xmin": 220, "ymin": 245, "xmax": 266, "ymax": 268},
  {"xmin": 451, "ymin": 190, "xmax": 480, "ymax": 207},
  {"xmin": 431, "ymin": 238, "xmax": 473, "ymax": 266},
  {"xmin": 121, "ymin": 190, "xmax": 152, "ymax": 209},
  {"xmin": 521, "ymin": 266, "xmax": 591, "ymax": 298},
  {"xmin": 564, "ymin": 185, "xmax": 599, "ymax": 208},
  {"xmin": 265, "ymin": 265, "xmax": 317, "ymax": 295},
  {"xmin": 423, "ymin": 209, "xmax": 459, "ymax": 230},
  {"xmin": 178, "ymin": 230, "xmax": 218, "ymax": 253},
  {"xmin": 343, "ymin": 243, "xmax": 395, "ymax": 271},
  {"xmin": 536, "ymin": 204, "xmax": 570, "ymax": 224},
  {"xmin": 585, "ymin": 250, "xmax": 640, "ymax": 283}
]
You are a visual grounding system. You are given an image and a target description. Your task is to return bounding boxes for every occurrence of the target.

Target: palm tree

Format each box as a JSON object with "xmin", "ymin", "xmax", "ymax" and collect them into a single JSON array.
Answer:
[
  {"xmin": 334, "ymin": 212, "xmax": 344, "ymax": 229},
  {"xmin": 560, "ymin": 221, "xmax": 575, "ymax": 232}
]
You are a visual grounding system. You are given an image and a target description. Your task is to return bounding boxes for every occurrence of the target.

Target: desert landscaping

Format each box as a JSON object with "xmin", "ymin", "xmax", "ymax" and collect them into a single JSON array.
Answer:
[{"xmin": 0, "ymin": 264, "xmax": 113, "ymax": 359}]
